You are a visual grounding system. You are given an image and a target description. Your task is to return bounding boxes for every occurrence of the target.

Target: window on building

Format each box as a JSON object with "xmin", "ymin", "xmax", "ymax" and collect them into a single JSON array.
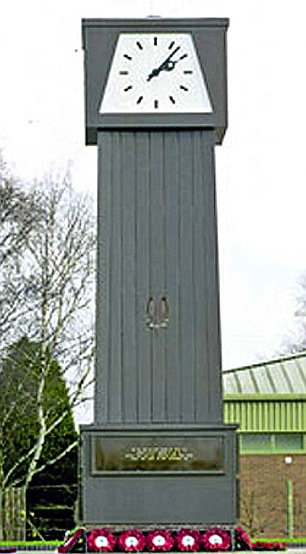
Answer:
[
  {"xmin": 274, "ymin": 434, "xmax": 303, "ymax": 452},
  {"xmin": 240, "ymin": 433, "xmax": 304, "ymax": 454},
  {"xmin": 240, "ymin": 434, "xmax": 271, "ymax": 452}
]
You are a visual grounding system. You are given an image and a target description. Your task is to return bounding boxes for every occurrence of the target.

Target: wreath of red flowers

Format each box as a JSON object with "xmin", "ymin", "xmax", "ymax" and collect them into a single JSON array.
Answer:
[
  {"xmin": 176, "ymin": 529, "xmax": 201, "ymax": 551},
  {"xmin": 235, "ymin": 527, "xmax": 253, "ymax": 550},
  {"xmin": 202, "ymin": 529, "xmax": 231, "ymax": 552},
  {"xmin": 59, "ymin": 526, "xmax": 286, "ymax": 554},
  {"xmin": 58, "ymin": 528, "xmax": 85, "ymax": 553},
  {"xmin": 146, "ymin": 529, "xmax": 174, "ymax": 552},
  {"xmin": 252, "ymin": 541, "xmax": 286, "ymax": 552},
  {"xmin": 118, "ymin": 529, "xmax": 146, "ymax": 552},
  {"xmin": 87, "ymin": 528, "xmax": 116, "ymax": 552}
]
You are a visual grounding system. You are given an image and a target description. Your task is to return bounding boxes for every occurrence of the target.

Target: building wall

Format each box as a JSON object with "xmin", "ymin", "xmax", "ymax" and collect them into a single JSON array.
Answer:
[
  {"xmin": 224, "ymin": 396, "xmax": 306, "ymax": 433},
  {"xmin": 239, "ymin": 454, "xmax": 306, "ymax": 538},
  {"xmin": 224, "ymin": 397, "xmax": 306, "ymax": 537}
]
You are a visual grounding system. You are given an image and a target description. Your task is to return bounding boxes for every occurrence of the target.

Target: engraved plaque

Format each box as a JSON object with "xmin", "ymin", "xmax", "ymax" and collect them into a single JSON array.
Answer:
[{"xmin": 92, "ymin": 435, "xmax": 224, "ymax": 474}]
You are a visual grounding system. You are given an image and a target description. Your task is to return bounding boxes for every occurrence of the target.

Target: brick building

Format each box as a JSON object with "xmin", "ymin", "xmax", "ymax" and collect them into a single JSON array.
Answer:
[{"xmin": 223, "ymin": 352, "xmax": 306, "ymax": 538}]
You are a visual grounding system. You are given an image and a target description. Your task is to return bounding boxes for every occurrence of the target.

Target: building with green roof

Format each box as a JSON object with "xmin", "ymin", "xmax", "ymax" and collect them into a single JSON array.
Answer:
[{"xmin": 223, "ymin": 352, "xmax": 306, "ymax": 538}]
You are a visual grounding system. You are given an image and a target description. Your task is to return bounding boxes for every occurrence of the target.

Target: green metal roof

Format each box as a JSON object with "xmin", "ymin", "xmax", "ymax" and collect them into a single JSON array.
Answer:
[{"xmin": 223, "ymin": 351, "xmax": 306, "ymax": 396}]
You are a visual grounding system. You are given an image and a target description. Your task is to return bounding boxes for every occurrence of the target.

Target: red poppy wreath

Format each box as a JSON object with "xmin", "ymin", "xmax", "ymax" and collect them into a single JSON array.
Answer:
[
  {"xmin": 87, "ymin": 528, "xmax": 116, "ymax": 552},
  {"xmin": 202, "ymin": 529, "xmax": 231, "ymax": 552},
  {"xmin": 118, "ymin": 529, "xmax": 146, "ymax": 552},
  {"xmin": 176, "ymin": 529, "xmax": 201, "ymax": 551},
  {"xmin": 146, "ymin": 530, "xmax": 174, "ymax": 551}
]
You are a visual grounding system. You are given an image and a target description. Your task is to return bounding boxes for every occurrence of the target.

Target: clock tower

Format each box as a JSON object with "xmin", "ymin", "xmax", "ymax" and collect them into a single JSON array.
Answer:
[{"xmin": 80, "ymin": 18, "xmax": 237, "ymax": 528}]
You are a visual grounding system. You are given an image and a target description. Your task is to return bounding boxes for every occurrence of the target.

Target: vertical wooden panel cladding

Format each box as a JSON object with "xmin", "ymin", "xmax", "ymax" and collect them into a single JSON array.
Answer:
[
  {"xmin": 108, "ymin": 133, "xmax": 123, "ymax": 421},
  {"xmin": 136, "ymin": 134, "xmax": 151, "ymax": 422},
  {"xmin": 173, "ymin": 129, "xmax": 222, "ymax": 423},
  {"xmin": 121, "ymin": 134, "xmax": 137, "ymax": 421},
  {"xmin": 95, "ymin": 130, "xmax": 222, "ymax": 424},
  {"xmin": 150, "ymin": 134, "xmax": 166, "ymax": 422},
  {"xmin": 95, "ymin": 131, "xmax": 150, "ymax": 423},
  {"xmin": 164, "ymin": 133, "xmax": 180, "ymax": 421},
  {"xmin": 96, "ymin": 133, "xmax": 121, "ymax": 422},
  {"xmin": 178, "ymin": 132, "xmax": 194, "ymax": 421},
  {"xmin": 95, "ymin": 133, "xmax": 111, "ymax": 423},
  {"xmin": 194, "ymin": 129, "xmax": 221, "ymax": 421}
]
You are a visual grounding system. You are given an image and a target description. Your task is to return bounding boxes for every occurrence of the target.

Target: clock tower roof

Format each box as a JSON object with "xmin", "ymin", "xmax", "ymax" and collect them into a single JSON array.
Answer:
[{"xmin": 82, "ymin": 18, "xmax": 229, "ymax": 28}]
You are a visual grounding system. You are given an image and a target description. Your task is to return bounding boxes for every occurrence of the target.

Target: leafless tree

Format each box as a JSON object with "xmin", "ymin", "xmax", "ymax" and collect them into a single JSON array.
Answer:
[
  {"xmin": 280, "ymin": 274, "xmax": 306, "ymax": 354},
  {"xmin": 240, "ymin": 489, "xmax": 284, "ymax": 537},
  {"xmin": 0, "ymin": 171, "xmax": 96, "ymax": 539},
  {"xmin": 0, "ymin": 156, "xmax": 44, "ymax": 350}
]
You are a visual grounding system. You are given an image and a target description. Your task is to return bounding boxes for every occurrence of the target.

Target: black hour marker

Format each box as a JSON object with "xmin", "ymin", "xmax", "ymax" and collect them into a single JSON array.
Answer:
[
  {"xmin": 136, "ymin": 41, "xmax": 143, "ymax": 50},
  {"xmin": 154, "ymin": 99, "xmax": 159, "ymax": 109},
  {"xmin": 180, "ymin": 85, "xmax": 189, "ymax": 92},
  {"xmin": 168, "ymin": 40, "xmax": 175, "ymax": 50},
  {"xmin": 154, "ymin": 37, "xmax": 158, "ymax": 46},
  {"xmin": 137, "ymin": 96, "xmax": 144, "ymax": 104},
  {"xmin": 124, "ymin": 85, "xmax": 133, "ymax": 92},
  {"xmin": 169, "ymin": 96, "xmax": 176, "ymax": 104},
  {"xmin": 183, "ymin": 70, "xmax": 193, "ymax": 74},
  {"xmin": 119, "ymin": 71, "xmax": 129, "ymax": 75},
  {"xmin": 123, "ymin": 54, "xmax": 132, "ymax": 61},
  {"xmin": 180, "ymin": 53, "xmax": 188, "ymax": 60}
]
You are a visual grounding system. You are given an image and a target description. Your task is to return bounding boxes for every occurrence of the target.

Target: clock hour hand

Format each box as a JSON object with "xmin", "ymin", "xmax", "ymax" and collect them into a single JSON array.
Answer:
[{"xmin": 147, "ymin": 46, "xmax": 181, "ymax": 81}]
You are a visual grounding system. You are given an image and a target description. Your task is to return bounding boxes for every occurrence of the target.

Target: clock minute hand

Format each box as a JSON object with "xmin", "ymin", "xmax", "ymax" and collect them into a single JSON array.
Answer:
[
  {"xmin": 147, "ymin": 46, "xmax": 181, "ymax": 81},
  {"xmin": 158, "ymin": 46, "xmax": 181, "ymax": 72}
]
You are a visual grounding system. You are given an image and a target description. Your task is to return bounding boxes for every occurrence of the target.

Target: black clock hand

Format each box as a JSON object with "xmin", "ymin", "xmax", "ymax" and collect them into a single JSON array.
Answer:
[
  {"xmin": 147, "ymin": 60, "xmax": 176, "ymax": 81},
  {"xmin": 147, "ymin": 46, "xmax": 181, "ymax": 81},
  {"xmin": 158, "ymin": 47, "xmax": 181, "ymax": 72}
]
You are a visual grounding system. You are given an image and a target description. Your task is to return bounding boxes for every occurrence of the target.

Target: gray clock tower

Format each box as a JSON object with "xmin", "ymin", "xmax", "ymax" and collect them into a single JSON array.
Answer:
[{"xmin": 80, "ymin": 17, "xmax": 237, "ymax": 527}]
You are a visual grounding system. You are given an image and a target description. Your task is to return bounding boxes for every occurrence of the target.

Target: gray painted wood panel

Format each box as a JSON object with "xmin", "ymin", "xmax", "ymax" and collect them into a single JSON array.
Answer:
[
  {"xmin": 150, "ymin": 134, "xmax": 166, "ymax": 422},
  {"xmin": 179, "ymin": 131, "xmax": 195, "ymax": 421},
  {"xmin": 95, "ymin": 134, "xmax": 111, "ymax": 422},
  {"xmin": 95, "ymin": 130, "xmax": 223, "ymax": 424},
  {"xmin": 194, "ymin": 131, "xmax": 209, "ymax": 421},
  {"xmin": 121, "ymin": 133, "xmax": 137, "ymax": 422},
  {"xmin": 107, "ymin": 133, "xmax": 122, "ymax": 422},
  {"xmin": 164, "ymin": 133, "xmax": 181, "ymax": 422},
  {"xmin": 135, "ymin": 133, "xmax": 151, "ymax": 422},
  {"xmin": 203, "ymin": 136, "xmax": 223, "ymax": 420}
]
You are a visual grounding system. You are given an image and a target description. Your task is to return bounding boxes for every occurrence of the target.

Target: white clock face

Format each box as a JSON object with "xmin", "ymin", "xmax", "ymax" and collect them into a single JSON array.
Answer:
[{"xmin": 100, "ymin": 33, "xmax": 213, "ymax": 114}]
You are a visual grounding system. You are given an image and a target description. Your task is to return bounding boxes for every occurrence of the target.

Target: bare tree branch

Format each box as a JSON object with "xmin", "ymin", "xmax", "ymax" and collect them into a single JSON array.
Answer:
[{"xmin": 0, "ymin": 171, "xmax": 96, "ymax": 538}]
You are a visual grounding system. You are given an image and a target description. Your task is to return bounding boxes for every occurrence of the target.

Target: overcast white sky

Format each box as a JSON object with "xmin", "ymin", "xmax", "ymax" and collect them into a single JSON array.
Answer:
[{"xmin": 1, "ymin": 0, "xmax": 306, "ymax": 370}]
